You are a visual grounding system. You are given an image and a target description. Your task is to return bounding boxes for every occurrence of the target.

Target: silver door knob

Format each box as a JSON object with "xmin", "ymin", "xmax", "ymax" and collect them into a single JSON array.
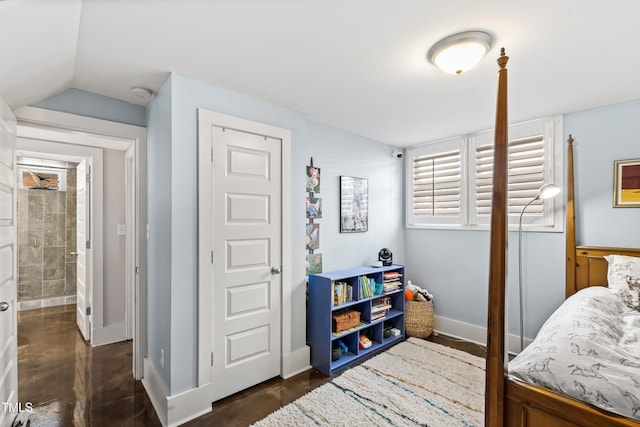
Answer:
[
  {"xmin": 69, "ymin": 252, "xmax": 78, "ymax": 256},
  {"xmin": 271, "ymin": 267, "xmax": 282, "ymax": 275},
  {"xmin": 0, "ymin": 302, "xmax": 9, "ymax": 312}
]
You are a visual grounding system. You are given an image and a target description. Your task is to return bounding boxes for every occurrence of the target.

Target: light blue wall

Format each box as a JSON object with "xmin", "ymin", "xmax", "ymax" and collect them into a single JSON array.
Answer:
[
  {"xmin": 150, "ymin": 73, "xmax": 404, "ymax": 394},
  {"xmin": 566, "ymin": 99, "xmax": 640, "ymax": 246},
  {"xmin": 34, "ymin": 88, "xmax": 146, "ymax": 127},
  {"xmin": 145, "ymin": 76, "xmax": 173, "ymax": 389},
  {"xmin": 404, "ymin": 98, "xmax": 640, "ymax": 342}
]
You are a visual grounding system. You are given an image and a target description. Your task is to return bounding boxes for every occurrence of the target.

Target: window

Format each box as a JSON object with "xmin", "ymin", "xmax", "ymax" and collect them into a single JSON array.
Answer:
[
  {"xmin": 406, "ymin": 116, "xmax": 562, "ymax": 231},
  {"xmin": 408, "ymin": 138, "xmax": 466, "ymax": 226}
]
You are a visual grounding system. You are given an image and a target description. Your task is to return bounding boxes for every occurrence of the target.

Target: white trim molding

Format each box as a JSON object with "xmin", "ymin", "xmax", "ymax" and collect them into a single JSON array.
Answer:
[
  {"xmin": 434, "ymin": 315, "xmax": 533, "ymax": 355},
  {"xmin": 92, "ymin": 322, "xmax": 127, "ymax": 347},
  {"xmin": 142, "ymin": 358, "xmax": 212, "ymax": 427},
  {"xmin": 282, "ymin": 345, "xmax": 312, "ymax": 379}
]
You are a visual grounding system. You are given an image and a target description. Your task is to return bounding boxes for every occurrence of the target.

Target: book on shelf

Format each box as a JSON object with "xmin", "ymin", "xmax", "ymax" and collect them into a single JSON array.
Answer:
[
  {"xmin": 383, "ymin": 271, "xmax": 403, "ymax": 280},
  {"xmin": 332, "ymin": 281, "xmax": 353, "ymax": 306},
  {"xmin": 382, "ymin": 281, "xmax": 401, "ymax": 293},
  {"xmin": 358, "ymin": 275, "xmax": 376, "ymax": 299}
]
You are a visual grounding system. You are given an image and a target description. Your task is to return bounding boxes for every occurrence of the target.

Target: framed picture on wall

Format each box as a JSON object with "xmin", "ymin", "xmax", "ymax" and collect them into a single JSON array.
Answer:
[
  {"xmin": 613, "ymin": 158, "xmax": 640, "ymax": 207},
  {"xmin": 340, "ymin": 176, "xmax": 368, "ymax": 232}
]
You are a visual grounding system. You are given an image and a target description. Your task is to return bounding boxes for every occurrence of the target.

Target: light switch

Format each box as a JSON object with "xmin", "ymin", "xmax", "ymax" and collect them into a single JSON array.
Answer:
[{"xmin": 117, "ymin": 224, "xmax": 126, "ymax": 236}]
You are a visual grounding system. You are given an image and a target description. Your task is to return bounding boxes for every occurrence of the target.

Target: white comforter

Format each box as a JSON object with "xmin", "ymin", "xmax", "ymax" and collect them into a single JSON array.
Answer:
[{"xmin": 508, "ymin": 286, "xmax": 640, "ymax": 420}]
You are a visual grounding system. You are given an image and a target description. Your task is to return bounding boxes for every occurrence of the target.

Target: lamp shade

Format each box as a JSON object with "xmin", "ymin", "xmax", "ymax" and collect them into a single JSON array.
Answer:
[
  {"xmin": 428, "ymin": 31, "xmax": 494, "ymax": 75},
  {"xmin": 538, "ymin": 183, "xmax": 561, "ymax": 200}
]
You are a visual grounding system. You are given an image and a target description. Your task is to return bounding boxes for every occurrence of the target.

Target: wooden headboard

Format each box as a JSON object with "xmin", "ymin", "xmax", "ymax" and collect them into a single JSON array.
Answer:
[{"xmin": 570, "ymin": 246, "xmax": 640, "ymax": 296}]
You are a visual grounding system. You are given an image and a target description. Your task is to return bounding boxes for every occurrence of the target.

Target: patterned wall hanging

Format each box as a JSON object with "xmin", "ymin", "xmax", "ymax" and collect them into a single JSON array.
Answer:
[{"xmin": 306, "ymin": 158, "xmax": 322, "ymax": 275}]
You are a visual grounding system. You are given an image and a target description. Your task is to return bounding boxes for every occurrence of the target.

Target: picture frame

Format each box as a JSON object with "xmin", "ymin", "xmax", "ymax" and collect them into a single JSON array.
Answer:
[
  {"xmin": 613, "ymin": 158, "xmax": 640, "ymax": 207},
  {"xmin": 340, "ymin": 176, "xmax": 368, "ymax": 232}
]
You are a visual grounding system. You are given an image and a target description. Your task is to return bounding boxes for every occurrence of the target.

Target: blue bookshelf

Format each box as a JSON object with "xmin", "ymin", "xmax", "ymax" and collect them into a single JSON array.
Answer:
[{"xmin": 307, "ymin": 264, "xmax": 405, "ymax": 376}]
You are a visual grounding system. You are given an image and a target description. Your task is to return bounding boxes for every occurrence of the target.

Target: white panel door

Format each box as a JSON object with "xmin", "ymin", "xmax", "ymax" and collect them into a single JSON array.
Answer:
[
  {"xmin": 0, "ymin": 97, "xmax": 17, "ymax": 427},
  {"xmin": 211, "ymin": 126, "xmax": 281, "ymax": 401},
  {"xmin": 76, "ymin": 158, "xmax": 91, "ymax": 341}
]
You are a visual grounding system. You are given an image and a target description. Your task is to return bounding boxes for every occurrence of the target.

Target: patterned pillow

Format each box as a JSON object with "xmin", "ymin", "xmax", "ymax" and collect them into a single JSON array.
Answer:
[{"xmin": 604, "ymin": 255, "xmax": 640, "ymax": 310}]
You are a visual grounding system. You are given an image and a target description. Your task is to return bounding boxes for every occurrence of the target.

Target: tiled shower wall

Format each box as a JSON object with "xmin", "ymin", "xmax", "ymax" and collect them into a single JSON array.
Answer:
[{"xmin": 17, "ymin": 167, "xmax": 77, "ymax": 310}]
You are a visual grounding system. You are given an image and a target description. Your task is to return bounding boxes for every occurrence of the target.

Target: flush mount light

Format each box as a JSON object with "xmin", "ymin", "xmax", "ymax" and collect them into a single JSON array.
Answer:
[
  {"xmin": 131, "ymin": 86, "xmax": 154, "ymax": 99},
  {"xmin": 428, "ymin": 31, "xmax": 494, "ymax": 75}
]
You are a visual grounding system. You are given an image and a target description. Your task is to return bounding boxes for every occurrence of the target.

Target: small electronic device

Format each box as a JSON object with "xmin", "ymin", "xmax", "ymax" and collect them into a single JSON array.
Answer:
[{"xmin": 378, "ymin": 248, "xmax": 393, "ymax": 266}]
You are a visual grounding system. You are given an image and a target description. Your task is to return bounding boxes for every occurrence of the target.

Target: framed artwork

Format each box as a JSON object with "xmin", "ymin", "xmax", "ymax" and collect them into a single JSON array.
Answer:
[
  {"xmin": 340, "ymin": 176, "xmax": 368, "ymax": 233},
  {"xmin": 613, "ymin": 158, "xmax": 640, "ymax": 207}
]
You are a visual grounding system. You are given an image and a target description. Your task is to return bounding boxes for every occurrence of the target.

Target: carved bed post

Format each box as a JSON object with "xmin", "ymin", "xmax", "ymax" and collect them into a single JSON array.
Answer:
[
  {"xmin": 485, "ymin": 48, "xmax": 509, "ymax": 427},
  {"xmin": 566, "ymin": 135, "xmax": 577, "ymax": 297}
]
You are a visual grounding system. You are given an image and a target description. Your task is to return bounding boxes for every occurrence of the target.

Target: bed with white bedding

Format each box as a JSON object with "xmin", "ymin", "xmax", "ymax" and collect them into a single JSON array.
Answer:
[{"xmin": 509, "ymin": 286, "xmax": 640, "ymax": 420}]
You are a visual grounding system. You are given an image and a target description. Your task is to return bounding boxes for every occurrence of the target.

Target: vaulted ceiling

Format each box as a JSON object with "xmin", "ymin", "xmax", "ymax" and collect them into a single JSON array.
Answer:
[{"xmin": 1, "ymin": 0, "xmax": 639, "ymax": 146}]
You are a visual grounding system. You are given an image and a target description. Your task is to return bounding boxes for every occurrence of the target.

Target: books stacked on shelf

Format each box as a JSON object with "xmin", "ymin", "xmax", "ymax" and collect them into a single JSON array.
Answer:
[
  {"xmin": 382, "ymin": 271, "xmax": 403, "ymax": 294},
  {"xmin": 371, "ymin": 296, "xmax": 391, "ymax": 321},
  {"xmin": 358, "ymin": 275, "xmax": 376, "ymax": 298},
  {"xmin": 332, "ymin": 281, "xmax": 353, "ymax": 306}
]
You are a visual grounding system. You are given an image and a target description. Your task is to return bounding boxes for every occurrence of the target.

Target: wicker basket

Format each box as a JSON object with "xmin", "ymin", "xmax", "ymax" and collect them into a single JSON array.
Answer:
[{"xmin": 405, "ymin": 299, "xmax": 434, "ymax": 339}]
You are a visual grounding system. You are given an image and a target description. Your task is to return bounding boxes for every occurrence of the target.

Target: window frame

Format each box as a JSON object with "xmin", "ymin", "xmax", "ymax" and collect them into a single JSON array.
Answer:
[{"xmin": 405, "ymin": 116, "xmax": 563, "ymax": 232}]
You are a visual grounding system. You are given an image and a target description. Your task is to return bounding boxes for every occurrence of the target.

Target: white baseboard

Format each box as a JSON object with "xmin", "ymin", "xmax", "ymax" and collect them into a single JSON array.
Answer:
[
  {"xmin": 282, "ymin": 345, "xmax": 311, "ymax": 379},
  {"xmin": 142, "ymin": 358, "xmax": 212, "ymax": 427},
  {"xmin": 142, "ymin": 358, "xmax": 169, "ymax": 426},
  {"xmin": 433, "ymin": 315, "xmax": 533, "ymax": 355},
  {"xmin": 92, "ymin": 322, "xmax": 127, "ymax": 346}
]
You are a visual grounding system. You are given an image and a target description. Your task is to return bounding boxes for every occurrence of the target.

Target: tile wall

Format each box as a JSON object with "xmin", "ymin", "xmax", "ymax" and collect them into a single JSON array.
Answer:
[{"xmin": 17, "ymin": 167, "xmax": 78, "ymax": 310}]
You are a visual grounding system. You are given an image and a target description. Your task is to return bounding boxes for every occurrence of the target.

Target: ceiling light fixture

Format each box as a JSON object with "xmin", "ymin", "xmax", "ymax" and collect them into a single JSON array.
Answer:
[
  {"xmin": 428, "ymin": 31, "xmax": 494, "ymax": 75},
  {"xmin": 131, "ymin": 86, "xmax": 154, "ymax": 99}
]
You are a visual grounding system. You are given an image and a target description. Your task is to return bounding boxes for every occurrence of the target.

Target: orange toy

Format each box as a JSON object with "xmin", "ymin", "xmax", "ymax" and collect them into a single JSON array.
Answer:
[{"xmin": 404, "ymin": 288, "xmax": 414, "ymax": 301}]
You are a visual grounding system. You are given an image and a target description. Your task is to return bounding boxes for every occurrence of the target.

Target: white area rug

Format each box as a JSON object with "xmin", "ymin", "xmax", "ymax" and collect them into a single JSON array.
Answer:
[{"xmin": 253, "ymin": 338, "xmax": 485, "ymax": 426}]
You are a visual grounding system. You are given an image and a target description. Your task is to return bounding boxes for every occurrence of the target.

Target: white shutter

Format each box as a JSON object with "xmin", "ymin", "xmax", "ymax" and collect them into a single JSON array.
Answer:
[
  {"xmin": 476, "ymin": 135, "xmax": 545, "ymax": 217},
  {"xmin": 413, "ymin": 149, "xmax": 461, "ymax": 217}
]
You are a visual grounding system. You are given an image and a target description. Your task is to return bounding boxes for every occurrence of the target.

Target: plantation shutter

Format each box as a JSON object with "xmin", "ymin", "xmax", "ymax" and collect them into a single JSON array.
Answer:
[
  {"xmin": 476, "ymin": 134, "xmax": 545, "ymax": 216},
  {"xmin": 413, "ymin": 149, "xmax": 461, "ymax": 217}
]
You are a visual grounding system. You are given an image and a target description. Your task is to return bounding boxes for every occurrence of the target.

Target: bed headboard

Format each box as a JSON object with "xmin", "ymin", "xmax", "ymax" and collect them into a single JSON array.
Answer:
[{"xmin": 570, "ymin": 246, "xmax": 640, "ymax": 296}]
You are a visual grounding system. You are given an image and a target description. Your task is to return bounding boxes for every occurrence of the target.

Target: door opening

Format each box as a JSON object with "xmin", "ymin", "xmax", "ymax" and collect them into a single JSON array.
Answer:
[{"xmin": 15, "ymin": 106, "xmax": 147, "ymax": 379}]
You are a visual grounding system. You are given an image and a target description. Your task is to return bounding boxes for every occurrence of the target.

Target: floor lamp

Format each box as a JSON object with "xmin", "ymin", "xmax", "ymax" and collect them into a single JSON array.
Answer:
[{"xmin": 518, "ymin": 183, "xmax": 561, "ymax": 351}]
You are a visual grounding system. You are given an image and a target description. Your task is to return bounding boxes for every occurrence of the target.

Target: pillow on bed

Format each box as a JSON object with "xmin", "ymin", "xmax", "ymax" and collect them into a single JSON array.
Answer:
[{"xmin": 605, "ymin": 254, "xmax": 640, "ymax": 310}]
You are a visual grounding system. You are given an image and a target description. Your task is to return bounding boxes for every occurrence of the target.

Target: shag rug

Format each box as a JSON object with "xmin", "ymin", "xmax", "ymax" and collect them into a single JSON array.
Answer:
[{"xmin": 253, "ymin": 337, "xmax": 485, "ymax": 426}]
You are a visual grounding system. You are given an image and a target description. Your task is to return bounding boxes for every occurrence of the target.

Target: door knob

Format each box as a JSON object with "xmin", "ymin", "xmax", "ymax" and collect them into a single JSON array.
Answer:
[
  {"xmin": 271, "ymin": 267, "xmax": 282, "ymax": 275},
  {"xmin": 69, "ymin": 252, "xmax": 78, "ymax": 256},
  {"xmin": 0, "ymin": 302, "xmax": 9, "ymax": 312}
]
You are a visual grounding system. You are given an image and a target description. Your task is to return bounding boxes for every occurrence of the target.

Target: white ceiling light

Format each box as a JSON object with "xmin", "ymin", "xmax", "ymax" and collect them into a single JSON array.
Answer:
[
  {"xmin": 131, "ymin": 86, "xmax": 154, "ymax": 99},
  {"xmin": 428, "ymin": 31, "xmax": 494, "ymax": 75}
]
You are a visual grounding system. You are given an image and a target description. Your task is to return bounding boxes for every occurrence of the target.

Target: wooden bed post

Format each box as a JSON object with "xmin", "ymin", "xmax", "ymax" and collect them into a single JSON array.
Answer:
[
  {"xmin": 565, "ymin": 135, "xmax": 577, "ymax": 297},
  {"xmin": 485, "ymin": 48, "xmax": 509, "ymax": 427}
]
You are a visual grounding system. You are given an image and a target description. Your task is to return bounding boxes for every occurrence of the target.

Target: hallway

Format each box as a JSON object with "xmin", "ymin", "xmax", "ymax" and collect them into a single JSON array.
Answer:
[{"xmin": 18, "ymin": 305, "xmax": 160, "ymax": 426}]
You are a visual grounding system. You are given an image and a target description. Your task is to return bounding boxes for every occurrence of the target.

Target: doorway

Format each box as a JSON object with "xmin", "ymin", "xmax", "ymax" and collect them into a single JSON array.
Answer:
[
  {"xmin": 197, "ymin": 109, "xmax": 293, "ymax": 403},
  {"xmin": 14, "ymin": 106, "xmax": 147, "ymax": 379}
]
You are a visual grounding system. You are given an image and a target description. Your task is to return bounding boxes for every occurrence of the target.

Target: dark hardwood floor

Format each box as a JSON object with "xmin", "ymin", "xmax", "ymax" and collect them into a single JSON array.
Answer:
[{"xmin": 18, "ymin": 305, "xmax": 486, "ymax": 426}]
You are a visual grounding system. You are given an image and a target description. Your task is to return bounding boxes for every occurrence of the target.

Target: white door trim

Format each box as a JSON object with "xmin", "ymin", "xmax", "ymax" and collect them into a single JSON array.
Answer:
[
  {"xmin": 14, "ymin": 106, "xmax": 147, "ymax": 380},
  {"xmin": 197, "ymin": 109, "xmax": 292, "ymax": 391}
]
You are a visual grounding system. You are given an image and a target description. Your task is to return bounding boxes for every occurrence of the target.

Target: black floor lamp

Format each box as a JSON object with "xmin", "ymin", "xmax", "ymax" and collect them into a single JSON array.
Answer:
[{"xmin": 518, "ymin": 183, "xmax": 561, "ymax": 352}]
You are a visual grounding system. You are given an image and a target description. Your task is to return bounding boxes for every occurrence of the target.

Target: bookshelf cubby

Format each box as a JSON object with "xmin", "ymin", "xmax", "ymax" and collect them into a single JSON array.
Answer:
[{"xmin": 307, "ymin": 264, "xmax": 405, "ymax": 376}]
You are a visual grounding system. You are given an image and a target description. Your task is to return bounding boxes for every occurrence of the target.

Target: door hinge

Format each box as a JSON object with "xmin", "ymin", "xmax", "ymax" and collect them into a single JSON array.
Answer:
[
  {"xmin": 86, "ymin": 165, "xmax": 91, "ymax": 183},
  {"xmin": 86, "ymin": 240, "xmax": 91, "ymax": 249},
  {"xmin": 135, "ymin": 266, "xmax": 140, "ymax": 275},
  {"xmin": 211, "ymin": 352, "xmax": 214, "ymax": 366},
  {"xmin": 211, "ymin": 146, "xmax": 214, "ymax": 162},
  {"xmin": 86, "ymin": 307, "xmax": 91, "ymax": 316},
  {"xmin": 211, "ymin": 250, "xmax": 214, "ymax": 264}
]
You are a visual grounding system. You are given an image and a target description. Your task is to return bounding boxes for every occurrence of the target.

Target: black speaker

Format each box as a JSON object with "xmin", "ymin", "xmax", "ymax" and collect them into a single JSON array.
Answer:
[{"xmin": 378, "ymin": 248, "xmax": 393, "ymax": 266}]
